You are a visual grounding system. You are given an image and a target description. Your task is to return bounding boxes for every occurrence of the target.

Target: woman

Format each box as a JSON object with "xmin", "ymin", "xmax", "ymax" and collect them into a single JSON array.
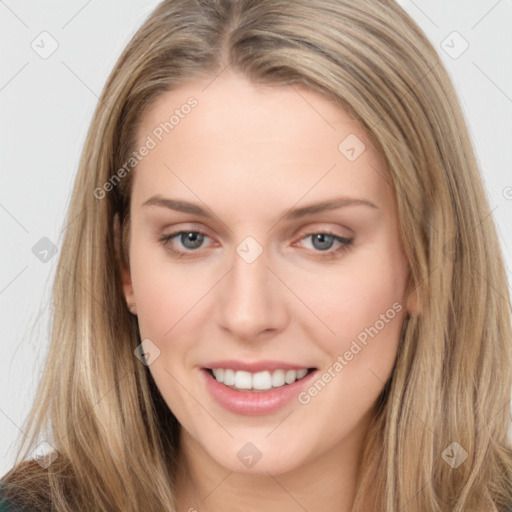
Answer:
[{"xmin": 2, "ymin": 0, "xmax": 512, "ymax": 510}]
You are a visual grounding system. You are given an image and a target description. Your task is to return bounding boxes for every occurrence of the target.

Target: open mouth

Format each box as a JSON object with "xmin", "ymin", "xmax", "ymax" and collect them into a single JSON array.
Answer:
[{"xmin": 205, "ymin": 367, "xmax": 316, "ymax": 393}]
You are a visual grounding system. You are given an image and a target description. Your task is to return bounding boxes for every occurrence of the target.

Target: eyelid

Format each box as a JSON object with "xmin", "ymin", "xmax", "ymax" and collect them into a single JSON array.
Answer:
[
  {"xmin": 159, "ymin": 223, "xmax": 352, "ymax": 243},
  {"xmin": 291, "ymin": 222, "xmax": 354, "ymax": 240},
  {"xmin": 158, "ymin": 222, "xmax": 215, "ymax": 238}
]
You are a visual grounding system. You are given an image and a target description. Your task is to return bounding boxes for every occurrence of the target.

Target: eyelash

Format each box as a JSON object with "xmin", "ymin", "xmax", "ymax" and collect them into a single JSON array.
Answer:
[{"xmin": 158, "ymin": 230, "xmax": 354, "ymax": 260}]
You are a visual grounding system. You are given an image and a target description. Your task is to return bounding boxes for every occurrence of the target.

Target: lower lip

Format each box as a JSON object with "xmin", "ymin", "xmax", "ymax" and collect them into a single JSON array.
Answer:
[{"xmin": 202, "ymin": 368, "xmax": 317, "ymax": 416}]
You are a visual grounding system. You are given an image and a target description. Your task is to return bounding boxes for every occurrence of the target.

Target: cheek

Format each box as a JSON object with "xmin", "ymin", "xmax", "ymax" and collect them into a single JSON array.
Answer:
[
  {"xmin": 290, "ymin": 262, "xmax": 406, "ymax": 433},
  {"xmin": 290, "ymin": 248, "xmax": 407, "ymax": 363},
  {"xmin": 128, "ymin": 241, "xmax": 204, "ymax": 339}
]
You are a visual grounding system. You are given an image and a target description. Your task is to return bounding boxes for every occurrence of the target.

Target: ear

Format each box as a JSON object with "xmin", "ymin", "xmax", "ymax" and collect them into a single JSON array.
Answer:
[{"xmin": 113, "ymin": 213, "xmax": 136, "ymax": 314}]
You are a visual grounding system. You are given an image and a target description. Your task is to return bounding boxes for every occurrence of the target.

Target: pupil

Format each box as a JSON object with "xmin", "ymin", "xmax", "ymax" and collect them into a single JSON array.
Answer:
[
  {"xmin": 182, "ymin": 232, "xmax": 203, "ymax": 249},
  {"xmin": 312, "ymin": 234, "xmax": 334, "ymax": 251}
]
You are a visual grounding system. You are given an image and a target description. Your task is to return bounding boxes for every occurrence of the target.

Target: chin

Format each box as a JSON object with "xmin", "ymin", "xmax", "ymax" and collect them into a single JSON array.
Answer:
[{"xmin": 203, "ymin": 435, "xmax": 310, "ymax": 476}]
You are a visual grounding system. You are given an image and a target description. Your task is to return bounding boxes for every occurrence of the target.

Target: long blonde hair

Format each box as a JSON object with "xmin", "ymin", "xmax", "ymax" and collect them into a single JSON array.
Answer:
[{"xmin": 2, "ymin": 1, "xmax": 512, "ymax": 510}]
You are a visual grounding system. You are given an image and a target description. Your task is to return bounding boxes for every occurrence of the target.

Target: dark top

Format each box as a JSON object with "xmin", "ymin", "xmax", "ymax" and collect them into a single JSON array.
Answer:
[
  {"xmin": 0, "ymin": 483, "xmax": 28, "ymax": 512},
  {"xmin": 0, "ymin": 493, "xmax": 13, "ymax": 512},
  {"xmin": 0, "ymin": 494, "xmax": 28, "ymax": 512}
]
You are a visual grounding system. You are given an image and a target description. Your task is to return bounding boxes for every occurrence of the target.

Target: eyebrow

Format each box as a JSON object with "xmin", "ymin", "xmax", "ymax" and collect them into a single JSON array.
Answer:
[{"xmin": 142, "ymin": 195, "xmax": 378, "ymax": 219}]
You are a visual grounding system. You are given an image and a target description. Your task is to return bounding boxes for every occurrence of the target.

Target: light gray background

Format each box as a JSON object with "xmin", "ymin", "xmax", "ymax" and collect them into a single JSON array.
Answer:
[{"xmin": 1, "ymin": 1, "xmax": 511, "ymax": 476}]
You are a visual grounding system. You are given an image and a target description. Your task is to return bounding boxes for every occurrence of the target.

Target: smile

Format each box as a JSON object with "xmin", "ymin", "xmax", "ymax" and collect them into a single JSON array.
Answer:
[
  {"xmin": 202, "ymin": 366, "xmax": 318, "ymax": 416},
  {"xmin": 208, "ymin": 368, "xmax": 312, "ymax": 392}
]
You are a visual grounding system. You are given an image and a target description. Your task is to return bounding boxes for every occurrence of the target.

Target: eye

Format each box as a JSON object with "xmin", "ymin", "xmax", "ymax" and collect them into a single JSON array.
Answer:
[
  {"xmin": 158, "ymin": 229, "xmax": 354, "ymax": 260},
  {"xmin": 159, "ymin": 230, "xmax": 213, "ymax": 258},
  {"xmin": 295, "ymin": 232, "xmax": 354, "ymax": 259}
]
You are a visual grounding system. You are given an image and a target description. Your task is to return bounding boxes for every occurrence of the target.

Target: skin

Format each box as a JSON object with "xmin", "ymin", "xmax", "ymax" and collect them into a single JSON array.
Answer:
[{"xmin": 117, "ymin": 69, "xmax": 419, "ymax": 512}]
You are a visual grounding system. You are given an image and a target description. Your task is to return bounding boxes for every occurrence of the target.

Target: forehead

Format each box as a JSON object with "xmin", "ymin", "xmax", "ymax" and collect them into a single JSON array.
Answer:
[{"xmin": 131, "ymin": 71, "xmax": 392, "ymax": 214}]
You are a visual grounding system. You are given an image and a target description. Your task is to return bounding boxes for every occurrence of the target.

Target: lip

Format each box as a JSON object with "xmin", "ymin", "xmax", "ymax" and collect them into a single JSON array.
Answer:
[
  {"xmin": 203, "ymin": 359, "xmax": 313, "ymax": 372},
  {"xmin": 201, "ymin": 367, "xmax": 317, "ymax": 416}
]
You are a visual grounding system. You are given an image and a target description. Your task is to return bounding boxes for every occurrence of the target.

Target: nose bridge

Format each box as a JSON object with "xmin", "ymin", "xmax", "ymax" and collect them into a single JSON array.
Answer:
[{"xmin": 216, "ymin": 237, "xmax": 288, "ymax": 339}]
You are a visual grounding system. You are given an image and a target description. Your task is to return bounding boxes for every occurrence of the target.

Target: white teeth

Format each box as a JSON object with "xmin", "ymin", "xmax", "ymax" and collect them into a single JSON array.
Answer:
[
  {"xmin": 285, "ymin": 369, "xmax": 296, "ymax": 384},
  {"xmin": 234, "ymin": 371, "xmax": 252, "ymax": 390},
  {"xmin": 252, "ymin": 371, "xmax": 272, "ymax": 390},
  {"xmin": 212, "ymin": 368, "xmax": 224, "ymax": 381},
  {"xmin": 271, "ymin": 369, "xmax": 285, "ymax": 387},
  {"xmin": 224, "ymin": 369, "xmax": 235, "ymax": 386},
  {"xmin": 296, "ymin": 368, "xmax": 308, "ymax": 379},
  {"xmin": 210, "ymin": 368, "xmax": 310, "ymax": 390}
]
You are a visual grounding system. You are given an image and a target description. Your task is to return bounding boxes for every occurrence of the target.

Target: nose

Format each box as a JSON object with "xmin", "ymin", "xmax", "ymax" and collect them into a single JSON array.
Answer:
[{"xmin": 216, "ymin": 243, "xmax": 289, "ymax": 341}]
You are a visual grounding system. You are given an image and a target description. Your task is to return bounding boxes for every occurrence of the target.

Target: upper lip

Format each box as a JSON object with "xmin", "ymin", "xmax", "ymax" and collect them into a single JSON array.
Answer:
[{"xmin": 203, "ymin": 359, "xmax": 315, "ymax": 372}]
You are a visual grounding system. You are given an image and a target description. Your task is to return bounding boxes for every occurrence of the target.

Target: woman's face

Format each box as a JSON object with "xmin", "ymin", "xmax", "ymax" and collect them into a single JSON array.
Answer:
[{"xmin": 119, "ymin": 70, "xmax": 417, "ymax": 476}]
